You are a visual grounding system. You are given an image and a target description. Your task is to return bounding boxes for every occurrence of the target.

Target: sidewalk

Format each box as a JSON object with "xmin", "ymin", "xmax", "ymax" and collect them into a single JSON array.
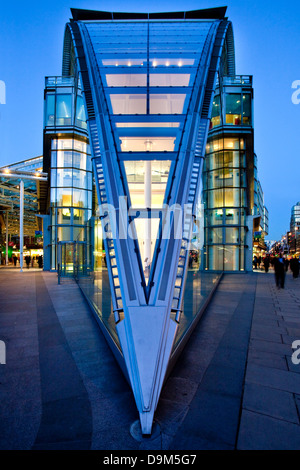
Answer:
[{"xmin": 0, "ymin": 270, "xmax": 299, "ymax": 450}]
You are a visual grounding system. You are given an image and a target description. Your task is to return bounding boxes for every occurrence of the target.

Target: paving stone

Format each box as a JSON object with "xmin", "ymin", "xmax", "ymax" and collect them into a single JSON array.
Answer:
[
  {"xmin": 245, "ymin": 363, "xmax": 300, "ymax": 394},
  {"xmin": 251, "ymin": 328, "xmax": 282, "ymax": 343},
  {"xmin": 249, "ymin": 338, "xmax": 293, "ymax": 356},
  {"xmin": 247, "ymin": 350, "xmax": 288, "ymax": 371},
  {"xmin": 243, "ymin": 383, "xmax": 299, "ymax": 424},
  {"xmin": 237, "ymin": 410, "xmax": 300, "ymax": 450},
  {"xmin": 286, "ymin": 355, "xmax": 300, "ymax": 374}
]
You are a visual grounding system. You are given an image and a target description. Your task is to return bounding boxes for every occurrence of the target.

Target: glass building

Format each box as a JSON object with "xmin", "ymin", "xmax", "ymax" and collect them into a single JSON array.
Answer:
[
  {"xmin": 40, "ymin": 7, "xmax": 268, "ymax": 434},
  {"xmin": 289, "ymin": 202, "xmax": 300, "ymax": 254},
  {"xmin": 203, "ymin": 75, "xmax": 268, "ymax": 270}
]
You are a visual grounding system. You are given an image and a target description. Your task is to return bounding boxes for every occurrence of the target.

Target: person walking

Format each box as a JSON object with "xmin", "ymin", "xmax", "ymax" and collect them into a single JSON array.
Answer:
[
  {"xmin": 273, "ymin": 253, "xmax": 285, "ymax": 289},
  {"xmin": 290, "ymin": 255, "xmax": 300, "ymax": 279},
  {"xmin": 25, "ymin": 255, "xmax": 31, "ymax": 269},
  {"xmin": 284, "ymin": 257, "xmax": 290, "ymax": 272},
  {"xmin": 263, "ymin": 255, "xmax": 270, "ymax": 273},
  {"xmin": 253, "ymin": 255, "xmax": 258, "ymax": 270}
]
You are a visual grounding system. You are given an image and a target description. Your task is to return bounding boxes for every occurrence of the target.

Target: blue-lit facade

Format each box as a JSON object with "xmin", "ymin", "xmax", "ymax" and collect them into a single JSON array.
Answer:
[{"xmin": 41, "ymin": 8, "xmax": 268, "ymax": 434}]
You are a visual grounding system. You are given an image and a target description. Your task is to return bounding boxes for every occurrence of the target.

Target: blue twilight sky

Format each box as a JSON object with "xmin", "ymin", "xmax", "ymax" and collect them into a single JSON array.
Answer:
[{"xmin": 0, "ymin": 0, "xmax": 300, "ymax": 241}]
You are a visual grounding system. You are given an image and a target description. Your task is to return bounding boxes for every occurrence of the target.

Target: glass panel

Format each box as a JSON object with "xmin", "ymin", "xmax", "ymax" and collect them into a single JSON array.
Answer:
[
  {"xmin": 57, "ymin": 226, "xmax": 71, "ymax": 242},
  {"xmin": 225, "ymin": 94, "xmax": 241, "ymax": 125},
  {"xmin": 224, "ymin": 139, "xmax": 240, "ymax": 150},
  {"xmin": 101, "ymin": 59, "xmax": 147, "ymax": 66},
  {"xmin": 109, "ymin": 94, "xmax": 146, "ymax": 114},
  {"xmin": 209, "ymin": 227, "xmax": 223, "ymax": 243},
  {"xmin": 73, "ymin": 188, "xmax": 89, "ymax": 208},
  {"xmin": 45, "ymin": 94, "xmax": 55, "ymax": 126},
  {"xmin": 149, "ymin": 74, "xmax": 190, "ymax": 87},
  {"xmin": 57, "ymin": 208, "xmax": 71, "ymax": 224},
  {"xmin": 211, "ymin": 94, "xmax": 221, "ymax": 128},
  {"xmin": 72, "ymin": 169, "xmax": 88, "ymax": 189},
  {"xmin": 225, "ymin": 209, "xmax": 239, "ymax": 225},
  {"xmin": 209, "ymin": 209, "xmax": 223, "ymax": 225},
  {"xmin": 73, "ymin": 209, "xmax": 85, "ymax": 225},
  {"xmin": 75, "ymin": 96, "xmax": 87, "ymax": 129},
  {"xmin": 56, "ymin": 168, "xmax": 72, "ymax": 187},
  {"xmin": 131, "ymin": 217, "xmax": 160, "ymax": 284},
  {"xmin": 51, "ymin": 151, "xmax": 57, "ymax": 168},
  {"xmin": 224, "ymin": 246, "xmax": 239, "ymax": 270},
  {"xmin": 73, "ymin": 227, "xmax": 85, "ymax": 241},
  {"xmin": 59, "ymin": 191, "xmax": 72, "ymax": 207},
  {"xmin": 150, "ymin": 94, "xmax": 186, "ymax": 114},
  {"xmin": 73, "ymin": 140, "xmax": 88, "ymax": 153},
  {"xmin": 120, "ymin": 137, "xmax": 175, "ymax": 152},
  {"xmin": 124, "ymin": 160, "xmax": 171, "ymax": 209},
  {"xmin": 57, "ymin": 151, "xmax": 72, "ymax": 168},
  {"xmin": 72, "ymin": 151, "xmax": 87, "ymax": 170},
  {"xmin": 242, "ymin": 94, "xmax": 251, "ymax": 125},
  {"xmin": 106, "ymin": 74, "xmax": 147, "ymax": 87},
  {"xmin": 208, "ymin": 246, "xmax": 223, "ymax": 270},
  {"xmin": 116, "ymin": 122, "xmax": 180, "ymax": 128},
  {"xmin": 149, "ymin": 58, "xmax": 195, "ymax": 66},
  {"xmin": 208, "ymin": 189, "xmax": 223, "ymax": 208},
  {"xmin": 225, "ymin": 227, "xmax": 239, "ymax": 243},
  {"xmin": 224, "ymin": 188, "xmax": 241, "ymax": 207},
  {"xmin": 56, "ymin": 94, "xmax": 72, "ymax": 126}
]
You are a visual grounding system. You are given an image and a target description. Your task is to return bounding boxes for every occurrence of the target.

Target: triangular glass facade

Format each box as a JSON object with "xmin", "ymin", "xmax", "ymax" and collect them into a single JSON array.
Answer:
[{"xmin": 66, "ymin": 9, "xmax": 234, "ymax": 434}]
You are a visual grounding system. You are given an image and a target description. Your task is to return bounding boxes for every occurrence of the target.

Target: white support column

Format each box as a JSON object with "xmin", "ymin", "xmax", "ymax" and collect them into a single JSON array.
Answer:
[
  {"xmin": 20, "ymin": 179, "xmax": 24, "ymax": 272},
  {"xmin": 144, "ymin": 160, "xmax": 152, "ymax": 272},
  {"xmin": 5, "ymin": 210, "xmax": 8, "ymax": 265}
]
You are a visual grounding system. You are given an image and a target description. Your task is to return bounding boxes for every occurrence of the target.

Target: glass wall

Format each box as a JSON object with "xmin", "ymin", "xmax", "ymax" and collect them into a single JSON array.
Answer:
[
  {"xmin": 49, "ymin": 138, "xmax": 92, "ymax": 270},
  {"xmin": 209, "ymin": 77, "xmax": 252, "ymax": 130},
  {"xmin": 203, "ymin": 136, "xmax": 247, "ymax": 270},
  {"xmin": 44, "ymin": 77, "xmax": 87, "ymax": 130}
]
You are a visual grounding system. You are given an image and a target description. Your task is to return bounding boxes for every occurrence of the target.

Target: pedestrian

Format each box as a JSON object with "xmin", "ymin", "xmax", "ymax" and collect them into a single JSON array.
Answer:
[
  {"xmin": 290, "ymin": 255, "xmax": 300, "ymax": 279},
  {"xmin": 13, "ymin": 255, "xmax": 17, "ymax": 266},
  {"xmin": 38, "ymin": 255, "xmax": 43, "ymax": 269},
  {"xmin": 25, "ymin": 255, "xmax": 31, "ymax": 269},
  {"xmin": 273, "ymin": 253, "xmax": 285, "ymax": 289},
  {"xmin": 284, "ymin": 257, "xmax": 290, "ymax": 272},
  {"xmin": 144, "ymin": 257, "xmax": 150, "ymax": 278},
  {"xmin": 253, "ymin": 255, "xmax": 258, "ymax": 269},
  {"xmin": 263, "ymin": 255, "xmax": 270, "ymax": 273}
]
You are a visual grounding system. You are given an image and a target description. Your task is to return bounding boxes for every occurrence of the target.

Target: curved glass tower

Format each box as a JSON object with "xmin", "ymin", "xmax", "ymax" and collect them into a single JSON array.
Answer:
[{"xmin": 57, "ymin": 7, "xmax": 236, "ymax": 434}]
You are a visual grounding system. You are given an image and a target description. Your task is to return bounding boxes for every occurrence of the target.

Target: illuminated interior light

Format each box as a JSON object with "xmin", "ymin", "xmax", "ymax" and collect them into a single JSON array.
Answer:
[
  {"xmin": 144, "ymin": 140, "xmax": 153, "ymax": 151},
  {"xmin": 153, "ymin": 61, "xmax": 157, "ymax": 67},
  {"xmin": 115, "ymin": 63, "xmax": 119, "ymax": 66},
  {"xmin": 128, "ymin": 62, "xmax": 132, "ymax": 67},
  {"xmin": 4, "ymin": 169, "xmax": 10, "ymax": 174},
  {"xmin": 237, "ymin": 100, "xmax": 240, "ymax": 103},
  {"xmin": 178, "ymin": 61, "xmax": 182, "ymax": 67},
  {"xmin": 166, "ymin": 61, "xmax": 170, "ymax": 66}
]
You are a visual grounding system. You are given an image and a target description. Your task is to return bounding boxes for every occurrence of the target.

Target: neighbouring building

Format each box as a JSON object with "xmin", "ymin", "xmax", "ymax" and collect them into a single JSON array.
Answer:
[{"xmin": 289, "ymin": 201, "xmax": 300, "ymax": 255}]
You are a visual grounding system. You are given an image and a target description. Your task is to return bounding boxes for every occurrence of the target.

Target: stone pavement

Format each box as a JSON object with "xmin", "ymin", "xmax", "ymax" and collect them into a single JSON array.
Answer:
[{"xmin": 0, "ymin": 269, "xmax": 299, "ymax": 450}]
